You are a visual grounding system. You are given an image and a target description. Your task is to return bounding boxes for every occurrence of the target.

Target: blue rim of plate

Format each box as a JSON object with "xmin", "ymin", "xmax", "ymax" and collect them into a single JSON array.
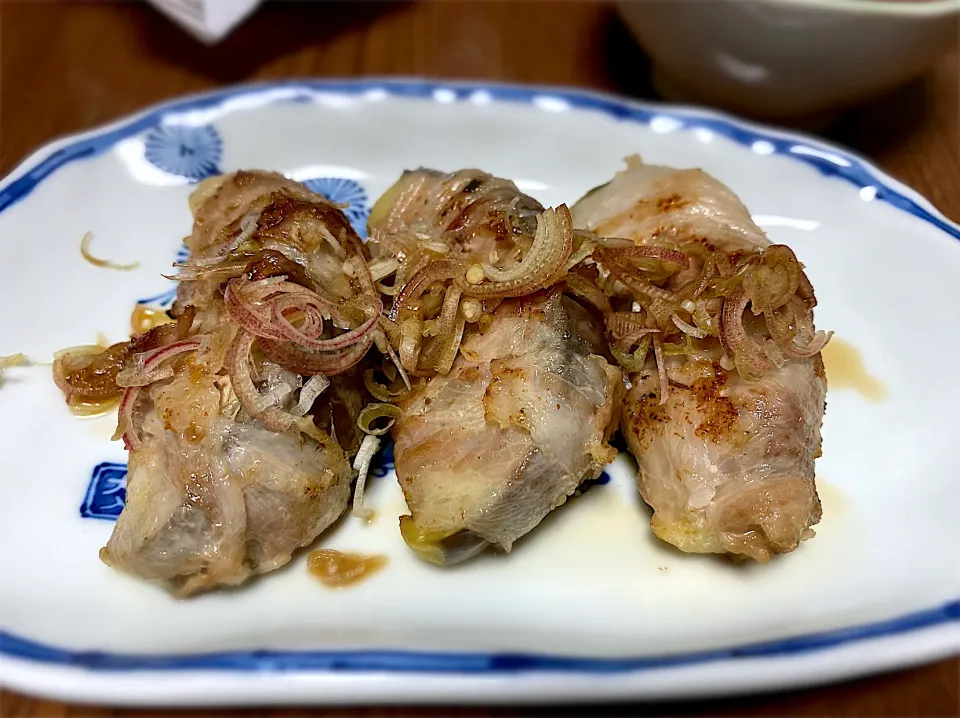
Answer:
[
  {"xmin": 1, "ymin": 601, "xmax": 958, "ymax": 673},
  {"xmin": 1, "ymin": 79, "xmax": 957, "ymax": 675}
]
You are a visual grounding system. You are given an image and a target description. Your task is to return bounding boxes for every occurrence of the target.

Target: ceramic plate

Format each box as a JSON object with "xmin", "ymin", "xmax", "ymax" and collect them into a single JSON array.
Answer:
[{"xmin": 1, "ymin": 80, "xmax": 957, "ymax": 707}]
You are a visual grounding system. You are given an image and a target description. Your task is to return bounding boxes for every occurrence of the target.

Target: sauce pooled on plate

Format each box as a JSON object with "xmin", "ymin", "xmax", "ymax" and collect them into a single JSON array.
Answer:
[{"xmin": 308, "ymin": 549, "xmax": 387, "ymax": 588}]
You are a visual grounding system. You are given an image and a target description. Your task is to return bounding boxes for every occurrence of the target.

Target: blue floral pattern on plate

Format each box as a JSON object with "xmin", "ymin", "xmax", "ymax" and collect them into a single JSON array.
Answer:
[
  {"xmin": 302, "ymin": 177, "xmax": 370, "ymax": 239},
  {"xmin": 80, "ymin": 462, "xmax": 128, "ymax": 520},
  {"xmin": 144, "ymin": 124, "xmax": 222, "ymax": 181}
]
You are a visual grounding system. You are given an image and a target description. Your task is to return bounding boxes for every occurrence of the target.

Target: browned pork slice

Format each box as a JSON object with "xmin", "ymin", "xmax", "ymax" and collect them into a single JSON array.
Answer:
[
  {"xmin": 572, "ymin": 157, "xmax": 828, "ymax": 562},
  {"xmin": 393, "ymin": 290, "xmax": 622, "ymax": 563},
  {"xmin": 105, "ymin": 363, "xmax": 352, "ymax": 591},
  {"xmin": 95, "ymin": 171, "xmax": 378, "ymax": 594},
  {"xmin": 174, "ymin": 170, "xmax": 359, "ymax": 327},
  {"xmin": 368, "ymin": 169, "xmax": 622, "ymax": 564}
]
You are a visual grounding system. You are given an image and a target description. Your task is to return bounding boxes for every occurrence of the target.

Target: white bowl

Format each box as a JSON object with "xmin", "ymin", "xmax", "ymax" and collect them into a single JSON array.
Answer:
[{"xmin": 617, "ymin": 0, "xmax": 960, "ymax": 123}]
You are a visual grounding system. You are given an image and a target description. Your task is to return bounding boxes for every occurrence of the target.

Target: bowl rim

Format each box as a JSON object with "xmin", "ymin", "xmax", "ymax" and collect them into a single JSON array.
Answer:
[{"xmin": 759, "ymin": 0, "xmax": 960, "ymax": 17}]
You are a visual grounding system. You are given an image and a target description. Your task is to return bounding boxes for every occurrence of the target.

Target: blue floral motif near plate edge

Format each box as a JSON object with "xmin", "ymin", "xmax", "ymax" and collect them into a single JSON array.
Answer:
[
  {"xmin": 302, "ymin": 176, "xmax": 371, "ymax": 239},
  {"xmin": 143, "ymin": 123, "xmax": 223, "ymax": 181},
  {"xmin": 1, "ymin": 79, "xmax": 957, "ymax": 673}
]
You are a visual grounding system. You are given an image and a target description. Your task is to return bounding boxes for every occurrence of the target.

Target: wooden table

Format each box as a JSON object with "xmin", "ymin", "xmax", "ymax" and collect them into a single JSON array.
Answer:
[{"xmin": 1, "ymin": 2, "xmax": 957, "ymax": 716}]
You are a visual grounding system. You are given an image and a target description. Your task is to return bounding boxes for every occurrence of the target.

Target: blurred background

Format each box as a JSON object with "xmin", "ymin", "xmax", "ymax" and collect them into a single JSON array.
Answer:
[{"xmin": 0, "ymin": 1, "xmax": 957, "ymax": 220}]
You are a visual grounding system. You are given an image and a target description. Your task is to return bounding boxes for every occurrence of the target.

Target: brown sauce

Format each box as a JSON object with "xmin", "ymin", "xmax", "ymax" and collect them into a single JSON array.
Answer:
[
  {"xmin": 68, "ymin": 397, "xmax": 120, "ymax": 418},
  {"xmin": 821, "ymin": 337, "xmax": 886, "ymax": 402},
  {"xmin": 131, "ymin": 305, "xmax": 174, "ymax": 336},
  {"xmin": 307, "ymin": 549, "xmax": 387, "ymax": 588}
]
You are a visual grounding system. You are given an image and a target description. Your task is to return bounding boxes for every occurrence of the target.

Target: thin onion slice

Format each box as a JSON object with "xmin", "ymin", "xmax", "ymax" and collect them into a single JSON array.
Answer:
[
  {"xmin": 719, "ymin": 286, "xmax": 776, "ymax": 380},
  {"xmin": 292, "ymin": 374, "xmax": 330, "ymax": 417},
  {"xmin": 652, "ymin": 333, "xmax": 669, "ymax": 406},
  {"xmin": 459, "ymin": 205, "xmax": 573, "ymax": 298},
  {"xmin": 116, "ymin": 340, "xmax": 202, "ymax": 388},
  {"xmin": 343, "ymin": 252, "xmax": 378, "ymax": 296},
  {"xmin": 252, "ymin": 377, "xmax": 298, "ymax": 413},
  {"xmin": 368, "ymin": 257, "xmax": 400, "ymax": 282},
  {"xmin": 604, "ymin": 258, "xmax": 681, "ymax": 305},
  {"xmin": 420, "ymin": 285, "xmax": 462, "ymax": 371},
  {"xmin": 352, "ymin": 433, "xmax": 381, "ymax": 520},
  {"xmin": 798, "ymin": 269, "xmax": 817, "ymax": 306},
  {"xmin": 688, "ymin": 254, "xmax": 716, "ymax": 299},
  {"xmin": 610, "ymin": 334, "xmax": 654, "ymax": 373},
  {"xmin": 714, "ymin": 251, "xmax": 734, "ymax": 278},
  {"xmin": 223, "ymin": 279, "xmax": 291, "ymax": 341},
  {"xmin": 604, "ymin": 245, "xmax": 690, "ymax": 269},
  {"xmin": 765, "ymin": 304, "xmax": 798, "ymax": 349},
  {"xmin": 391, "ymin": 259, "xmax": 462, "ymax": 321},
  {"xmin": 217, "ymin": 211, "xmax": 261, "ymax": 258},
  {"xmin": 564, "ymin": 240, "xmax": 595, "ymax": 271},
  {"xmin": 671, "ymin": 313, "xmax": 708, "ymax": 339},
  {"xmin": 115, "ymin": 386, "xmax": 142, "ymax": 451},
  {"xmin": 573, "ymin": 230, "xmax": 634, "ymax": 249},
  {"xmin": 767, "ymin": 304, "xmax": 832, "ymax": 358},
  {"xmin": 791, "ymin": 329, "xmax": 832, "ymax": 357},
  {"xmin": 169, "ymin": 260, "xmax": 248, "ymax": 283},
  {"xmin": 80, "ymin": 232, "xmax": 140, "ymax": 271},
  {"xmin": 258, "ymin": 334, "xmax": 373, "ymax": 376},
  {"xmin": 382, "ymin": 334, "xmax": 411, "ymax": 391},
  {"xmin": 692, "ymin": 302, "xmax": 718, "ymax": 337},
  {"xmin": 605, "ymin": 312, "xmax": 651, "ymax": 343},
  {"xmin": 398, "ymin": 314, "xmax": 423, "ymax": 374},
  {"xmin": 563, "ymin": 273, "xmax": 612, "ymax": 315},
  {"xmin": 433, "ymin": 314, "xmax": 465, "ymax": 375},
  {"xmin": 138, "ymin": 339, "xmax": 202, "ymax": 369},
  {"xmin": 743, "ymin": 244, "xmax": 801, "ymax": 314},
  {"xmin": 357, "ymin": 403, "xmax": 402, "ymax": 436},
  {"xmin": 227, "ymin": 277, "xmax": 380, "ymax": 357},
  {"xmin": 481, "ymin": 205, "xmax": 571, "ymax": 283},
  {"xmin": 364, "ymin": 368, "xmax": 410, "ymax": 403},
  {"xmin": 226, "ymin": 330, "xmax": 295, "ymax": 433},
  {"xmin": 269, "ymin": 294, "xmax": 381, "ymax": 353}
]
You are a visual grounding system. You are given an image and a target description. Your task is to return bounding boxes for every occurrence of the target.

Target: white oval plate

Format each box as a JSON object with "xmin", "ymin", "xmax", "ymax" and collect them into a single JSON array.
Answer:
[{"xmin": 0, "ymin": 80, "xmax": 957, "ymax": 707}]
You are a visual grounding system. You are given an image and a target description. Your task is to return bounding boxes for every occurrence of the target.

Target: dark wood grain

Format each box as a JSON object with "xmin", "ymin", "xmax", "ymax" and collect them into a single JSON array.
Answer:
[{"xmin": 1, "ymin": 1, "xmax": 958, "ymax": 715}]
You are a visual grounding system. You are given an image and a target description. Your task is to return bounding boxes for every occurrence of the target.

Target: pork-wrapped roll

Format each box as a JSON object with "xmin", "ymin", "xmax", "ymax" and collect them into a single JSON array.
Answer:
[
  {"xmin": 572, "ymin": 157, "xmax": 830, "ymax": 562},
  {"xmin": 55, "ymin": 171, "xmax": 381, "ymax": 594},
  {"xmin": 367, "ymin": 169, "xmax": 622, "ymax": 564}
]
